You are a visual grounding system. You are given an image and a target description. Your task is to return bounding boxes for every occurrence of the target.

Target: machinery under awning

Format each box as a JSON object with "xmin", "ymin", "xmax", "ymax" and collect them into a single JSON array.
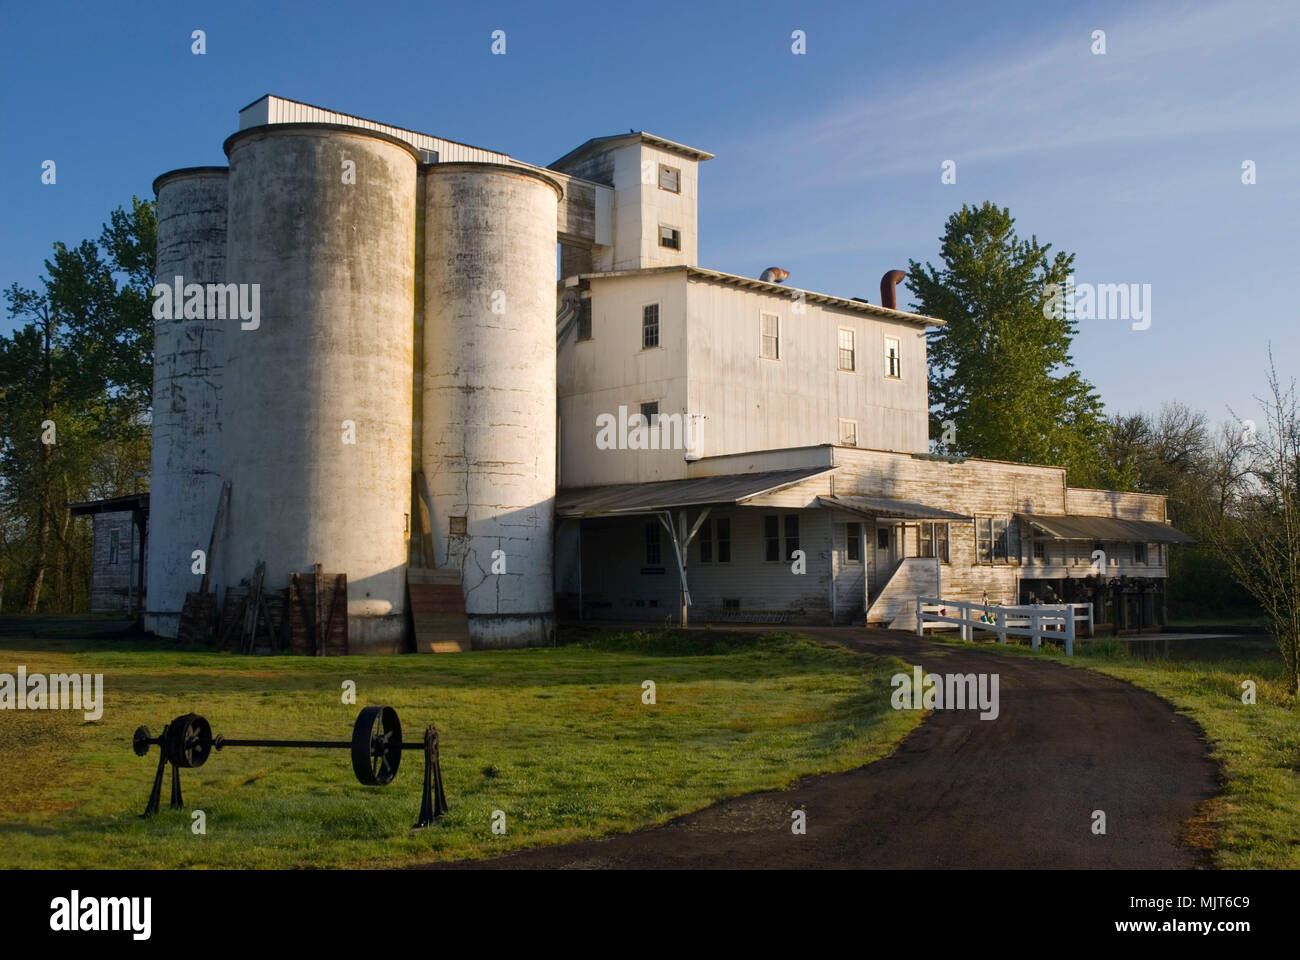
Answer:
[
  {"xmin": 1017, "ymin": 514, "xmax": 1195, "ymax": 544},
  {"xmin": 556, "ymin": 466, "xmax": 834, "ymax": 518},
  {"xmin": 818, "ymin": 495, "xmax": 971, "ymax": 522}
]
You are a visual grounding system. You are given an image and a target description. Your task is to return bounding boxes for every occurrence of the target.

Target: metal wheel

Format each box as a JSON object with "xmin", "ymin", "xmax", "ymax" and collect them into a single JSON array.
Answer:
[
  {"xmin": 164, "ymin": 713, "xmax": 212, "ymax": 768},
  {"xmin": 351, "ymin": 706, "xmax": 401, "ymax": 786},
  {"xmin": 132, "ymin": 726, "xmax": 152, "ymax": 757}
]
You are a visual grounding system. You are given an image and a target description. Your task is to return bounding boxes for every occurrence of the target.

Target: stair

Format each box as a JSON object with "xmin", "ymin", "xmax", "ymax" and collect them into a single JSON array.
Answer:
[{"xmin": 865, "ymin": 558, "xmax": 940, "ymax": 631}]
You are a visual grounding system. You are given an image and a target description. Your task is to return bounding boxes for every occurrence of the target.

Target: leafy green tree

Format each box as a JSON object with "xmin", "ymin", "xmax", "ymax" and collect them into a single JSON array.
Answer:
[
  {"xmin": 907, "ymin": 202, "xmax": 1112, "ymax": 485},
  {"xmin": 0, "ymin": 198, "xmax": 155, "ymax": 612}
]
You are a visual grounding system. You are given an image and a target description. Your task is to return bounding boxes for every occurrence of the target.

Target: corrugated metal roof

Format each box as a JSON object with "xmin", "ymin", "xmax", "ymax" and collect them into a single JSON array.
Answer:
[
  {"xmin": 1018, "ymin": 514, "xmax": 1195, "ymax": 544},
  {"xmin": 557, "ymin": 467, "xmax": 833, "ymax": 517},
  {"xmin": 68, "ymin": 493, "xmax": 150, "ymax": 515},
  {"xmin": 820, "ymin": 495, "xmax": 971, "ymax": 522}
]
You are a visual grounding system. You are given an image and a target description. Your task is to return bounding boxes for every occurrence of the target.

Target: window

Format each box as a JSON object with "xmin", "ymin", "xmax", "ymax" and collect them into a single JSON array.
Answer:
[
  {"xmin": 576, "ymin": 298, "xmax": 592, "ymax": 341},
  {"xmin": 108, "ymin": 528, "xmax": 121, "ymax": 565},
  {"xmin": 1033, "ymin": 540, "xmax": 1045, "ymax": 561},
  {"xmin": 658, "ymin": 164, "xmax": 681, "ymax": 193},
  {"xmin": 449, "ymin": 516, "xmax": 468, "ymax": 536},
  {"xmin": 761, "ymin": 313, "xmax": 780, "ymax": 360},
  {"xmin": 877, "ymin": 528, "xmax": 890, "ymax": 550},
  {"xmin": 784, "ymin": 515, "xmax": 800, "ymax": 561},
  {"xmin": 658, "ymin": 225, "xmax": 681, "ymax": 250},
  {"xmin": 723, "ymin": 597, "xmax": 740, "ymax": 610},
  {"xmin": 699, "ymin": 518, "xmax": 713, "ymax": 563},
  {"xmin": 885, "ymin": 337, "xmax": 901, "ymax": 378},
  {"xmin": 976, "ymin": 517, "xmax": 1009, "ymax": 563},
  {"xmin": 642, "ymin": 303, "xmax": 660, "ymax": 348},
  {"xmin": 639, "ymin": 401, "xmax": 659, "ymax": 428},
  {"xmin": 846, "ymin": 525, "xmax": 861, "ymax": 562},
  {"xmin": 1134, "ymin": 542, "xmax": 1148, "ymax": 564},
  {"xmin": 645, "ymin": 523, "xmax": 662, "ymax": 565},
  {"xmin": 920, "ymin": 522, "xmax": 950, "ymax": 563},
  {"xmin": 764, "ymin": 515, "xmax": 780, "ymax": 562},
  {"xmin": 839, "ymin": 419, "xmax": 858, "ymax": 446},
  {"xmin": 838, "ymin": 328, "xmax": 856, "ymax": 371},
  {"xmin": 716, "ymin": 517, "xmax": 731, "ymax": 563}
]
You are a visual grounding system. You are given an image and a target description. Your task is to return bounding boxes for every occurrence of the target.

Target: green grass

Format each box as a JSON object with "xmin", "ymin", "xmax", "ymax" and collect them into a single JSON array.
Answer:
[
  {"xmin": 0, "ymin": 627, "xmax": 918, "ymax": 869},
  {"xmin": 1165, "ymin": 614, "xmax": 1271, "ymax": 630},
  {"xmin": 942, "ymin": 634, "xmax": 1300, "ymax": 869}
]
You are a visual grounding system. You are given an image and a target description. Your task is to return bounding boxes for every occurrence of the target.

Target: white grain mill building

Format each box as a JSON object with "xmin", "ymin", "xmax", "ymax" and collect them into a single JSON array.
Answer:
[{"xmin": 129, "ymin": 94, "xmax": 1189, "ymax": 651}]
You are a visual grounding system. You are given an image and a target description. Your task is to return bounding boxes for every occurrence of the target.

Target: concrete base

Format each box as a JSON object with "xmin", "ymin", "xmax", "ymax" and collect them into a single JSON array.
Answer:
[
  {"xmin": 468, "ymin": 613, "xmax": 556, "ymax": 649},
  {"xmin": 347, "ymin": 615, "xmax": 408, "ymax": 654},
  {"xmin": 143, "ymin": 613, "xmax": 181, "ymax": 639}
]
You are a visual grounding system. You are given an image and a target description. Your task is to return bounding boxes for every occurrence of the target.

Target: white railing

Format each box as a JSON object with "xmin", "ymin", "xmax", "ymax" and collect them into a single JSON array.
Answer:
[{"xmin": 915, "ymin": 597, "xmax": 1082, "ymax": 655}]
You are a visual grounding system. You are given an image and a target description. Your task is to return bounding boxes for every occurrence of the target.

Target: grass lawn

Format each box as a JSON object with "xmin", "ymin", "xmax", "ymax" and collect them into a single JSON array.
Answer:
[
  {"xmin": 941, "ymin": 633, "xmax": 1300, "ymax": 869},
  {"xmin": 0, "ymin": 625, "xmax": 918, "ymax": 869}
]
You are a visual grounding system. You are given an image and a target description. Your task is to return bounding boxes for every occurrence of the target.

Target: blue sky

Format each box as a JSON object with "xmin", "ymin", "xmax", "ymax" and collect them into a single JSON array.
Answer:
[{"xmin": 1, "ymin": 0, "xmax": 1296, "ymax": 427}]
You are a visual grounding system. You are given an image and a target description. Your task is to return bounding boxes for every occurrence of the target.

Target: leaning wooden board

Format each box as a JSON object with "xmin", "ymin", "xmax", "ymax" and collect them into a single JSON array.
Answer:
[{"xmin": 407, "ymin": 566, "xmax": 470, "ymax": 653}]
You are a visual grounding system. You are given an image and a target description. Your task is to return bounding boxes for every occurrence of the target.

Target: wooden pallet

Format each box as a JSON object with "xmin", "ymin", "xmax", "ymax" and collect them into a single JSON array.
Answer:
[
  {"xmin": 408, "ymin": 567, "xmax": 470, "ymax": 653},
  {"xmin": 177, "ymin": 591, "xmax": 218, "ymax": 645},
  {"xmin": 287, "ymin": 565, "xmax": 348, "ymax": 656}
]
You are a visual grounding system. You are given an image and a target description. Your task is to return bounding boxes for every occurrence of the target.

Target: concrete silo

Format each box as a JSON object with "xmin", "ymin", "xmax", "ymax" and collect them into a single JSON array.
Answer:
[
  {"xmin": 220, "ymin": 124, "xmax": 418, "ymax": 652},
  {"xmin": 146, "ymin": 168, "xmax": 229, "ymax": 637},
  {"xmin": 422, "ymin": 164, "xmax": 561, "ymax": 648}
]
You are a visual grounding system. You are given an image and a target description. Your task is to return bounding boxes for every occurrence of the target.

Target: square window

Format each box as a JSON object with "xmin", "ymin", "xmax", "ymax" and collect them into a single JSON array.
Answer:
[
  {"xmin": 1134, "ymin": 542, "xmax": 1148, "ymax": 564},
  {"xmin": 642, "ymin": 303, "xmax": 660, "ymax": 348},
  {"xmin": 839, "ymin": 419, "xmax": 858, "ymax": 446},
  {"xmin": 761, "ymin": 313, "xmax": 780, "ymax": 360},
  {"xmin": 658, "ymin": 225, "xmax": 681, "ymax": 250},
  {"xmin": 639, "ymin": 401, "xmax": 659, "ymax": 428},
  {"xmin": 448, "ymin": 516, "xmax": 468, "ymax": 536},
  {"xmin": 658, "ymin": 164, "xmax": 680, "ymax": 193},
  {"xmin": 885, "ymin": 337, "xmax": 901, "ymax": 378},
  {"xmin": 838, "ymin": 328, "xmax": 856, "ymax": 371}
]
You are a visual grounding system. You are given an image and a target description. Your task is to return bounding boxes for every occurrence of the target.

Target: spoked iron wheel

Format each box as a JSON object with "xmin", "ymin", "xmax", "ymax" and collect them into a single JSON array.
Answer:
[
  {"xmin": 351, "ymin": 705, "xmax": 402, "ymax": 785},
  {"xmin": 164, "ymin": 713, "xmax": 213, "ymax": 768}
]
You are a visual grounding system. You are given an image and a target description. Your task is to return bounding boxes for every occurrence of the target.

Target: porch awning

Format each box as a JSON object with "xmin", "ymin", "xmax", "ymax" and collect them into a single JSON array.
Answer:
[
  {"xmin": 557, "ymin": 467, "xmax": 834, "ymax": 518},
  {"xmin": 1017, "ymin": 514, "xmax": 1195, "ymax": 544},
  {"xmin": 818, "ymin": 495, "xmax": 970, "ymax": 522}
]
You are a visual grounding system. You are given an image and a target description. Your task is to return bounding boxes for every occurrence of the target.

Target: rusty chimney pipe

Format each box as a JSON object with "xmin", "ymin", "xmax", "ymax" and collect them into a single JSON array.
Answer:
[{"xmin": 880, "ymin": 270, "xmax": 905, "ymax": 310}]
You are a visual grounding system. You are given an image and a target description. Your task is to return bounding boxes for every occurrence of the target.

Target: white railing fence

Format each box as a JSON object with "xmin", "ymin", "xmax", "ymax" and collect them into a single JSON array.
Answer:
[{"xmin": 915, "ymin": 597, "xmax": 1092, "ymax": 656}]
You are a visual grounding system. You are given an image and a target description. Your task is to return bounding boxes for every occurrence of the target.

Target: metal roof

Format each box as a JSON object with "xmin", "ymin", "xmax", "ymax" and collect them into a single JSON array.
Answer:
[
  {"xmin": 576, "ymin": 265, "xmax": 943, "ymax": 328},
  {"xmin": 550, "ymin": 131, "xmax": 715, "ymax": 169},
  {"xmin": 1017, "ymin": 514, "xmax": 1195, "ymax": 544},
  {"xmin": 819, "ymin": 495, "xmax": 971, "ymax": 522},
  {"xmin": 68, "ymin": 493, "xmax": 150, "ymax": 515},
  {"xmin": 557, "ymin": 467, "xmax": 833, "ymax": 517}
]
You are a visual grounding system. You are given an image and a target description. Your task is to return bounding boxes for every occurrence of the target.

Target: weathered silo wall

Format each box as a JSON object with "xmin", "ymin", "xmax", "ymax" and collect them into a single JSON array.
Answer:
[
  {"xmin": 221, "ymin": 124, "xmax": 418, "ymax": 652},
  {"xmin": 147, "ymin": 168, "xmax": 229, "ymax": 637},
  {"xmin": 422, "ymin": 164, "xmax": 561, "ymax": 648}
]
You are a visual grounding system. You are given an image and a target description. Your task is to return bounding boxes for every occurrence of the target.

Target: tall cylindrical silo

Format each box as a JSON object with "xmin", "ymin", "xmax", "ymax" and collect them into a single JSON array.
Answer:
[
  {"xmin": 422, "ymin": 163, "xmax": 561, "ymax": 648},
  {"xmin": 146, "ymin": 168, "xmax": 229, "ymax": 637},
  {"xmin": 220, "ymin": 124, "xmax": 418, "ymax": 652}
]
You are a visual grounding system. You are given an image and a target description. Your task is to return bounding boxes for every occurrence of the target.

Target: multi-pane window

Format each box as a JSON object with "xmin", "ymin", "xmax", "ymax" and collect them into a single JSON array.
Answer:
[
  {"xmin": 658, "ymin": 225, "xmax": 681, "ymax": 250},
  {"xmin": 645, "ymin": 523, "xmax": 661, "ymax": 565},
  {"xmin": 1134, "ymin": 542, "xmax": 1148, "ymax": 564},
  {"xmin": 764, "ymin": 515, "xmax": 781, "ymax": 561},
  {"xmin": 839, "ymin": 419, "xmax": 858, "ymax": 446},
  {"xmin": 838, "ymin": 328, "xmax": 856, "ymax": 371},
  {"xmin": 639, "ymin": 401, "xmax": 659, "ymax": 428},
  {"xmin": 658, "ymin": 164, "xmax": 681, "ymax": 193},
  {"xmin": 576, "ymin": 298, "xmax": 592, "ymax": 341},
  {"xmin": 976, "ymin": 517, "xmax": 1009, "ymax": 563},
  {"xmin": 761, "ymin": 313, "xmax": 780, "ymax": 360},
  {"xmin": 919, "ymin": 522, "xmax": 950, "ymax": 563},
  {"xmin": 699, "ymin": 518, "xmax": 713, "ymax": 563},
  {"xmin": 885, "ymin": 337, "xmax": 901, "ymax": 378},
  {"xmin": 877, "ymin": 527, "xmax": 890, "ymax": 550},
  {"xmin": 846, "ymin": 525, "xmax": 861, "ymax": 562},
  {"xmin": 784, "ymin": 515, "xmax": 800, "ymax": 561},
  {"xmin": 716, "ymin": 517, "xmax": 731, "ymax": 563},
  {"xmin": 1033, "ymin": 540, "xmax": 1046, "ymax": 561},
  {"xmin": 697, "ymin": 517, "xmax": 731, "ymax": 564},
  {"xmin": 642, "ymin": 303, "xmax": 660, "ymax": 348}
]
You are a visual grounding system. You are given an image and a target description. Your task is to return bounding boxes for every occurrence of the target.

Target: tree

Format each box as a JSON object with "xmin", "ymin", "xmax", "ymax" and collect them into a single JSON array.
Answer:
[
  {"xmin": 907, "ymin": 203, "xmax": 1112, "ymax": 485},
  {"xmin": 1199, "ymin": 352, "xmax": 1300, "ymax": 695},
  {"xmin": 0, "ymin": 198, "xmax": 155, "ymax": 612}
]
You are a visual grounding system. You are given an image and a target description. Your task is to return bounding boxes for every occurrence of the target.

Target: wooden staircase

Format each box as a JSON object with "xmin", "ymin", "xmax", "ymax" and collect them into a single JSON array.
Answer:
[{"xmin": 866, "ymin": 557, "xmax": 940, "ymax": 631}]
